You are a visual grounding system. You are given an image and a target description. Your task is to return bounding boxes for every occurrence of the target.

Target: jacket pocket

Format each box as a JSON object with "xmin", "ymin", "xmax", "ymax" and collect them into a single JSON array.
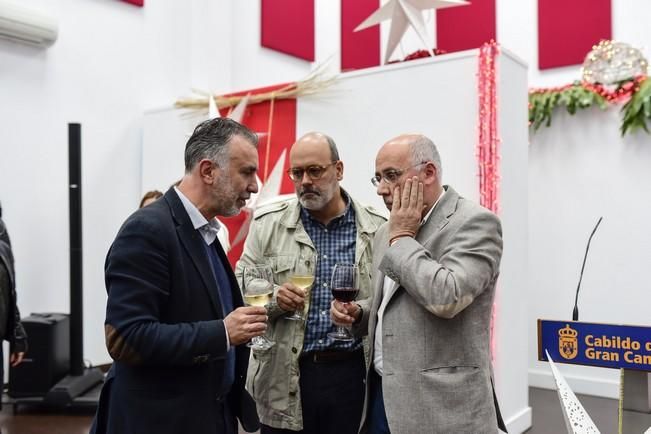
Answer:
[
  {"xmin": 419, "ymin": 366, "xmax": 494, "ymax": 432},
  {"xmin": 250, "ymin": 348, "xmax": 291, "ymax": 412},
  {"xmin": 266, "ymin": 254, "xmax": 293, "ymax": 284}
]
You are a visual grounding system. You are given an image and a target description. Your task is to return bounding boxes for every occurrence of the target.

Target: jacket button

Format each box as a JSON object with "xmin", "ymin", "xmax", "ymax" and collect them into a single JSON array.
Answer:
[
  {"xmin": 291, "ymin": 347, "xmax": 298, "ymax": 354},
  {"xmin": 289, "ymin": 391, "xmax": 296, "ymax": 396}
]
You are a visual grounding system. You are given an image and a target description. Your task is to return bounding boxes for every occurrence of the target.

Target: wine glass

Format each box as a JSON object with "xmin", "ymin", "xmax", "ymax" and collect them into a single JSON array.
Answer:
[
  {"xmin": 327, "ymin": 263, "xmax": 359, "ymax": 342},
  {"xmin": 242, "ymin": 264, "xmax": 275, "ymax": 350},
  {"xmin": 285, "ymin": 252, "xmax": 317, "ymax": 321}
]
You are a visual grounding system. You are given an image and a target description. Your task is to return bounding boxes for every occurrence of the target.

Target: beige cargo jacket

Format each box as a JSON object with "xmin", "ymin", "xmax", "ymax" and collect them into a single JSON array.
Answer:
[{"xmin": 234, "ymin": 193, "xmax": 386, "ymax": 431}]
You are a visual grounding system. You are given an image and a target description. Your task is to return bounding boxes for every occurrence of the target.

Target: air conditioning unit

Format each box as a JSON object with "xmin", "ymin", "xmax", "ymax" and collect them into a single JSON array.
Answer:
[{"xmin": 0, "ymin": 0, "xmax": 58, "ymax": 48}]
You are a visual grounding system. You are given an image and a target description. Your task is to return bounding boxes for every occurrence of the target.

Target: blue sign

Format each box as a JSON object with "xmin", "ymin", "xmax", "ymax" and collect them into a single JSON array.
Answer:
[{"xmin": 538, "ymin": 320, "xmax": 651, "ymax": 371}]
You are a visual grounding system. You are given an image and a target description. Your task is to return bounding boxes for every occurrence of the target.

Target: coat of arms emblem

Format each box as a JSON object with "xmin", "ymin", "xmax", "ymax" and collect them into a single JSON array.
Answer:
[{"xmin": 558, "ymin": 324, "xmax": 578, "ymax": 360}]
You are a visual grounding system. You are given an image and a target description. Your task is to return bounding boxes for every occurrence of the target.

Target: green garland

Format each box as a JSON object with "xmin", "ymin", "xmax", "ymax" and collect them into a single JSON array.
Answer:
[
  {"xmin": 529, "ymin": 83, "xmax": 607, "ymax": 131},
  {"xmin": 529, "ymin": 76, "xmax": 651, "ymax": 136},
  {"xmin": 621, "ymin": 78, "xmax": 651, "ymax": 135}
]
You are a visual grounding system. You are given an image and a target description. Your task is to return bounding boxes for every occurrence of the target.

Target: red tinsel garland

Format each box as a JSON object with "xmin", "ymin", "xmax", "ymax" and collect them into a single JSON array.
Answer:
[
  {"xmin": 477, "ymin": 41, "xmax": 500, "ymax": 214},
  {"xmin": 477, "ymin": 41, "xmax": 501, "ymax": 362}
]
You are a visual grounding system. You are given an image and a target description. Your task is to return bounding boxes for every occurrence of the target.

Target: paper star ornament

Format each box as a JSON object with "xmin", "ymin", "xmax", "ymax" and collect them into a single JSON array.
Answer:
[
  {"xmin": 355, "ymin": 0, "xmax": 468, "ymax": 63},
  {"xmin": 546, "ymin": 350, "xmax": 600, "ymax": 433}
]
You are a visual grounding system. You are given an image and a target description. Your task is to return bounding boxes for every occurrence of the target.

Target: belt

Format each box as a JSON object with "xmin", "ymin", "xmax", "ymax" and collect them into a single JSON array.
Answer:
[{"xmin": 301, "ymin": 349, "xmax": 362, "ymax": 364}]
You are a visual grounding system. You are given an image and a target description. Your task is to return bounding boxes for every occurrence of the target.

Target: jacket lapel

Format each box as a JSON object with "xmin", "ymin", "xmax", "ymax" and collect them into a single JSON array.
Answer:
[
  {"xmin": 370, "ymin": 225, "xmax": 390, "ymax": 328},
  {"xmin": 415, "ymin": 185, "xmax": 458, "ymax": 244},
  {"xmin": 164, "ymin": 188, "xmax": 223, "ymax": 317}
]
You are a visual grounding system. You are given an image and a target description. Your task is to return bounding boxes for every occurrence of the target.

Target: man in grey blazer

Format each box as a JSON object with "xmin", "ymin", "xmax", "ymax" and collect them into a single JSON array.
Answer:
[{"xmin": 332, "ymin": 134, "xmax": 507, "ymax": 433}]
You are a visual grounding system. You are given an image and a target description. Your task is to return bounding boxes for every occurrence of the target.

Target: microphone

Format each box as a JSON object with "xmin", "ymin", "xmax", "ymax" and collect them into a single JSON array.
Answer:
[{"xmin": 572, "ymin": 216, "xmax": 603, "ymax": 321}]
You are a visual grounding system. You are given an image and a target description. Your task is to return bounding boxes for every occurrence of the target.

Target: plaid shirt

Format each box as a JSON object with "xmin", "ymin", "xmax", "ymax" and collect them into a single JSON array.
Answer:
[{"xmin": 300, "ymin": 195, "xmax": 361, "ymax": 353}]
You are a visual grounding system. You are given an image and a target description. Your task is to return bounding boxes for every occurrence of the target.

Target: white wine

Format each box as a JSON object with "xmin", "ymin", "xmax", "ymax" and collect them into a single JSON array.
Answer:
[
  {"xmin": 244, "ymin": 292, "xmax": 272, "ymax": 307},
  {"xmin": 290, "ymin": 275, "xmax": 314, "ymax": 291},
  {"xmin": 244, "ymin": 278, "xmax": 273, "ymax": 307}
]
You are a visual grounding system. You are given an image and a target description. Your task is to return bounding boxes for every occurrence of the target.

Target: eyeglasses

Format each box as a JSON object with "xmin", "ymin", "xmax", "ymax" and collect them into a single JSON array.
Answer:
[
  {"xmin": 370, "ymin": 162, "xmax": 427, "ymax": 187},
  {"xmin": 286, "ymin": 162, "xmax": 337, "ymax": 181}
]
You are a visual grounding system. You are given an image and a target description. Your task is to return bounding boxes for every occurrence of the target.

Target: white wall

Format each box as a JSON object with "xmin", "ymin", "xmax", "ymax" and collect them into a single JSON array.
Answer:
[
  {"xmin": 494, "ymin": 52, "xmax": 532, "ymax": 433},
  {"xmin": 498, "ymin": 0, "xmax": 651, "ymax": 87},
  {"xmin": 496, "ymin": 0, "xmax": 651, "ymax": 398},
  {"xmin": 529, "ymin": 108, "xmax": 651, "ymax": 398},
  {"xmin": 0, "ymin": 0, "xmax": 146, "ymax": 366},
  {"xmin": 0, "ymin": 0, "xmax": 232, "ymax": 365}
]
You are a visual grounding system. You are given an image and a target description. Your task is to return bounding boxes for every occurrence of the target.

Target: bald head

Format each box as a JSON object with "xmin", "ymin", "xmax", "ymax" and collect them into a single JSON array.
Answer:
[
  {"xmin": 290, "ymin": 132, "xmax": 339, "ymax": 162},
  {"xmin": 375, "ymin": 133, "xmax": 442, "ymax": 212},
  {"xmin": 377, "ymin": 134, "xmax": 442, "ymax": 183}
]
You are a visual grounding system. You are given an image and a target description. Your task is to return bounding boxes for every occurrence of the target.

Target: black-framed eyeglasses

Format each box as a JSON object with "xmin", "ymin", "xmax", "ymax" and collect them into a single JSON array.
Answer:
[
  {"xmin": 370, "ymin": 162, "xmax": 427, "ymax": 187},
  {"xmin": 286, "ymin": 162, "xmax": 337, "ymax": 181}
]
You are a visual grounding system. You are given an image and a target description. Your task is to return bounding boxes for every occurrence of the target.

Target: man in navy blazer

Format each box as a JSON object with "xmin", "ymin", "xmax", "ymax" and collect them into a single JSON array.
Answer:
[{"xmin": 91, "ymin": 118, "xmax": 267, "ymax": 434}]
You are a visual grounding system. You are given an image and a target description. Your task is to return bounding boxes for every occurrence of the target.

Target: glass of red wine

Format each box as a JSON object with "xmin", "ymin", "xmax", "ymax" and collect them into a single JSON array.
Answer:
[{"xmin": 327, "ymin": 263, "xmax": 358, "ymax": 342}]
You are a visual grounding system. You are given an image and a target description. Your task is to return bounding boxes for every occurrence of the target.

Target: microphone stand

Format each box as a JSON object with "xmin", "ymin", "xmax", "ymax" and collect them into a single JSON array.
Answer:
[{"xmin": 572, "ymin": 216, "xmax": 603, "ymax": 321}]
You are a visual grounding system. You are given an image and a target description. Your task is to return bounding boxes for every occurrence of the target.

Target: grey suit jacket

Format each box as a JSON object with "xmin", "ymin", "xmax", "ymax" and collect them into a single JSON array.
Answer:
[{"xmin": 354, "ymin": 186, "xmax": 505, "ymax": 434}]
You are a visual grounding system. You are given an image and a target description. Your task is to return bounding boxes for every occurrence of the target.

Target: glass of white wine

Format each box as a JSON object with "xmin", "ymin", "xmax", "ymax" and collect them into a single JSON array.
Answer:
[
  {"xmin": 242, "ymin": 264, "xmax": 275, "ymax": 350},
  {"xmin": 285, "ymin": 251, "xmax": 317, "ymax": 321}
]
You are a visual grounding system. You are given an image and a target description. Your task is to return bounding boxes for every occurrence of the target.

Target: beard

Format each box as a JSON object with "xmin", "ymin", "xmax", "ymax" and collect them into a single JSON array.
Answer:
[
  {"xmin": 298, "ymin": 185, "xmax": 335, "ymax": 211},
  {"xmin": 215, "ymin": 173, "xmax": 247, "ymax": 217}
]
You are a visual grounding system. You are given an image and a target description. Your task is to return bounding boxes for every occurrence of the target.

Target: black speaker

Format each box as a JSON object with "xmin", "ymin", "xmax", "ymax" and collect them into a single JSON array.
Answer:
[
  {"xmin": 9, "ymin": 313, "xmax": 70, "ymax": 397},
  {"xmin": 68, "ymin": 123, "xmax": 84, "ymax": 375}
]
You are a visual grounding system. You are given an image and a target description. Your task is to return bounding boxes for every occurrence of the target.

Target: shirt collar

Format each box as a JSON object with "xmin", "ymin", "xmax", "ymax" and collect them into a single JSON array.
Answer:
[
  {"xmin": 421, "ymin": 187, "xmax": 446, "ymax": 226},
  {"xmin": 174, "ymin": 186, "xmax": 221, "ymax": 245}
]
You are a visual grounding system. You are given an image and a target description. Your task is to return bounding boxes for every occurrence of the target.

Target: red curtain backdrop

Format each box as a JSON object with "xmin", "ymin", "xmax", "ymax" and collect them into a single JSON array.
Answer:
[
  {"xmin": 538, "ymin": 0, "xmax": 611, "ymax": 70},
  {"xmin": 219, "ymin": 84, "xmax": 297, "ymax": 266},
  {"xmin": 436, "ymin": 0, "xmax": 495, "ymax": 54},
  {"xmin": 261, "ymin": 0, "xmax": 315, "ymax": 61},
  {"xmin": 341, "ymin": 0, "xmax": 380, "ymax": 71},
  {"xmin": 121, "ymin": 0, "xmax": 144, "ymax": 6}
]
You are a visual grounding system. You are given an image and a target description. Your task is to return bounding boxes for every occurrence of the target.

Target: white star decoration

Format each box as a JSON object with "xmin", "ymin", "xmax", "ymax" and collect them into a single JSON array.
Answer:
[
  {"xmin": 545, "ymin": 350, "xmax": 600, "ymax": 433},
  {"xmin": 355, "ymin": 0, "xmax": 469, "ymax": 63}
]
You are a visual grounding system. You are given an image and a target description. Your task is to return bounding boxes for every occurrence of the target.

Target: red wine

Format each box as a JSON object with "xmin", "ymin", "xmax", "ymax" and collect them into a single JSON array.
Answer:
[{"xmin": 331, "ymin": 287, "xmax": 359, "ymax": 302}]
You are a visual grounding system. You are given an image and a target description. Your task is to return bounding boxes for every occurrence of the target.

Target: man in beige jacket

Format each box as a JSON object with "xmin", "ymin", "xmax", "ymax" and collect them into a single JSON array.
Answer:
[{"xmin": 236, "ymin": 132, "xmax": 386, "ymax": 434}]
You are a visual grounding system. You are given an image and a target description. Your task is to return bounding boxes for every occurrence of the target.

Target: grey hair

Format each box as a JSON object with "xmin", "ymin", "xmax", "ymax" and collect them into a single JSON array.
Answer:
[
  {"xmin": 323, "ymin": 134, "xmax": 340, "ymax": 161},
  {"xmin": 410, "ymin": 135, "xmax": 442, "ymax": 183},
  {"xmin": 184, "ymin": 117, "xmax": 258, "ymax": 172}
]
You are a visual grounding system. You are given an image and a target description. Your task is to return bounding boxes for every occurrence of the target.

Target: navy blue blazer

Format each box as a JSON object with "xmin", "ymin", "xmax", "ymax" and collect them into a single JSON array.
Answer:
[{"xmin": 91, "ymin": 188, "xmax": 259, "ymax": 434}]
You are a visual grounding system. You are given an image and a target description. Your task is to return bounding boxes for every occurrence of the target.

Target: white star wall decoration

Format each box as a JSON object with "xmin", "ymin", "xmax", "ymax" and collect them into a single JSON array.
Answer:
[{"xmin": 355, "ymin": 0, "xmax": 469, "ymax": 63}]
